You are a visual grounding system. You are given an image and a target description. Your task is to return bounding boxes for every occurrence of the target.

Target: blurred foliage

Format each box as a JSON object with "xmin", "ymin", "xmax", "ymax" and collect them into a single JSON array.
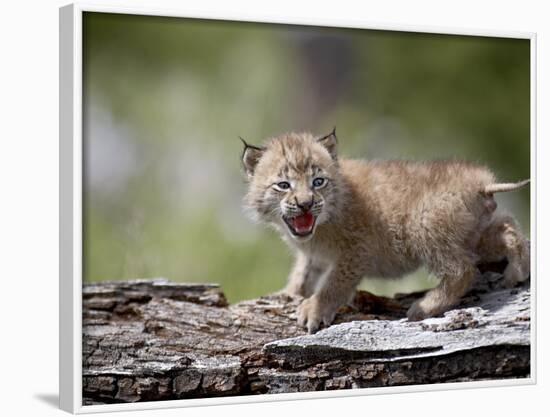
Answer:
[{"xmin": 83, "ymin": 12, "xmax": 530, "ymax": 302}]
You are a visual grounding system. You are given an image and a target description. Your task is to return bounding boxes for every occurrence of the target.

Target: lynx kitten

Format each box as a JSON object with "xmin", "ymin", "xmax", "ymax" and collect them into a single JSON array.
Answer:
[{"xmin": 241, "ymin": 129, "xmax": 530, "ymax": 333}]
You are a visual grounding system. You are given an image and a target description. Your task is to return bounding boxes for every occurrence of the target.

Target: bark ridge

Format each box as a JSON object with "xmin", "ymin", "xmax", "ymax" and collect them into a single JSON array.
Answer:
[{"xmin": 83, "ymin": 266, "xmax": 530, "ymax": 404}]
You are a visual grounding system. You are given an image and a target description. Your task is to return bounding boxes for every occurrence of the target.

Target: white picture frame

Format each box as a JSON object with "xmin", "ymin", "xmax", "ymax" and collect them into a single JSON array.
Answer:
[{"xmin": 59, "ymin": 2, "xmax": 537, "ymax": 413}]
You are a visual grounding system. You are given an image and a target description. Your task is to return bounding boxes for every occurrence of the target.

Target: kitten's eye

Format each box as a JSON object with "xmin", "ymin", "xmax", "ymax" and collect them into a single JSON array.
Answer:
[
  {"xmin": 312, "ymin": 177, "xmax": 327, "ymax": 188},
  {"xmin": 274, "ymin": 181, "xmax": 291, "ymax": 191}
]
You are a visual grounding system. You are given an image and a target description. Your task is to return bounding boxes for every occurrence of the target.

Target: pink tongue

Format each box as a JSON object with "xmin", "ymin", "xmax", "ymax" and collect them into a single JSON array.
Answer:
[{"xmin": 292, "ymin": 212, "xmax": 315, "ymax": 234}]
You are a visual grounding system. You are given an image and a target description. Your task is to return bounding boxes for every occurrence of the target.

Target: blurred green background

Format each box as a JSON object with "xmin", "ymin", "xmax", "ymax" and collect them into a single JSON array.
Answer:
[{"xmin": 83, "ymin": 12, "xmax": 530, "ymax": 302}]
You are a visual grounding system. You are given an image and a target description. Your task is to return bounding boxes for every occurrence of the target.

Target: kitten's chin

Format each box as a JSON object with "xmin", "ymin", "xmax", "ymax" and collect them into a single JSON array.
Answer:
[{"xmin": 288, "ymin": 231, "xmax": 315, "ymax": 242}]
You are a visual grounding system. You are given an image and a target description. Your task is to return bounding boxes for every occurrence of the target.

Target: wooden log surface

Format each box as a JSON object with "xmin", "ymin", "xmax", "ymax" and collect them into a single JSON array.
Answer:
[{"xmin": 82, "ymin": 262, "xmax": 530, "ymax": 404}]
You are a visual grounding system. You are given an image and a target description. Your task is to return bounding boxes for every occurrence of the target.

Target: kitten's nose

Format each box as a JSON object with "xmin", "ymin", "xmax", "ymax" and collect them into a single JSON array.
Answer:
[{"xmin": 295, "ymin": 197, "xmax": 314, "ymax": 212}]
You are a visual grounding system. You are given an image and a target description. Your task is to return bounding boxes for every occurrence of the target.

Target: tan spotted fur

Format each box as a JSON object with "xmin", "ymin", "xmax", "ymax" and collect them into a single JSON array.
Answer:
[{"xmin": 241, "ymin": 130, "xmax": 530, "ymax": 333}]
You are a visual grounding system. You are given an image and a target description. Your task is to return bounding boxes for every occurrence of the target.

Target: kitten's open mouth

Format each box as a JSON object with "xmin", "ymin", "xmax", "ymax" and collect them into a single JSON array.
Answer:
[{"xmin": 283, "ymin": 212, "xmax": 316, "ymax": 237}]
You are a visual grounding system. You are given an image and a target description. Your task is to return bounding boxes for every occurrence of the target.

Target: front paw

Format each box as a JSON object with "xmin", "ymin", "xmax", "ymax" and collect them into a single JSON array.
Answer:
[{"xmin": 297, "ymin": 295, "xmax": 337, "ymax": 334}]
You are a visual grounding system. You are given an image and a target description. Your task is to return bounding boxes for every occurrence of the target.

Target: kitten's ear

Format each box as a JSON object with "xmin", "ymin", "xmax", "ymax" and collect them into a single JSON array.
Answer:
[
  {"xmin": 317, "ymin": 127, "xmax": 338, "ymax": 159},
  {"xmin": 240, "ymin": 137, "xmax": 265, "ymax": 177}
]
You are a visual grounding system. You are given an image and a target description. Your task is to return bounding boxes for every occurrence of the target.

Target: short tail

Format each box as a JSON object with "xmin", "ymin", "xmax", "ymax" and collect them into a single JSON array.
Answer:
[{"xmin": 484, "ymin": 179, "xmax": 530, "ymax": 194}]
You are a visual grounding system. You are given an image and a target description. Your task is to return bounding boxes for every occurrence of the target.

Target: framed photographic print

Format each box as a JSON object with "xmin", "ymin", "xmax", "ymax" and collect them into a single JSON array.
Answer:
[{"xmin": 60, "ymin": 2, "xmax": 536, "ymax": 413}]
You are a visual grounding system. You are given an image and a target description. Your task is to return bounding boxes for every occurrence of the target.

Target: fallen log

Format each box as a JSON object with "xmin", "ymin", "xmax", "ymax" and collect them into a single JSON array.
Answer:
[{"xmin": 82, "ymin": 263, "xmax": 530, "ymax": 404}]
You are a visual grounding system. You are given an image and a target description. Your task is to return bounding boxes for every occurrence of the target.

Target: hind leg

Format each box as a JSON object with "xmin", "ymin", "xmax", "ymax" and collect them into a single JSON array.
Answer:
[
  {"xmin": 477, "ymin": 213, "xmax": 530, "ymax": 287},
  {"xmin": 407, "ymin": 253, "xmax": 478, "ymax": 321}
]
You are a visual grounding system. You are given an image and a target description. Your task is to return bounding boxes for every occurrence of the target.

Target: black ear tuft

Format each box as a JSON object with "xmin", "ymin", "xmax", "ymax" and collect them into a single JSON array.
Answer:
[
  {"xmin": 317, "ymin": 127, "xmax": 338, "ymax": 159},
  {"xmin": 240, "ymin": 137, "xmax": 265, "ymax": 177}
]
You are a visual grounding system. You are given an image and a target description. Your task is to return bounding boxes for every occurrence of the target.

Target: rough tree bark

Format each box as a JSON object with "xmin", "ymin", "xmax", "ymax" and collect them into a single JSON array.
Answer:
[{"xmin": 82, "ymin": 262, "xmax": 530, "ymax": 405}]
